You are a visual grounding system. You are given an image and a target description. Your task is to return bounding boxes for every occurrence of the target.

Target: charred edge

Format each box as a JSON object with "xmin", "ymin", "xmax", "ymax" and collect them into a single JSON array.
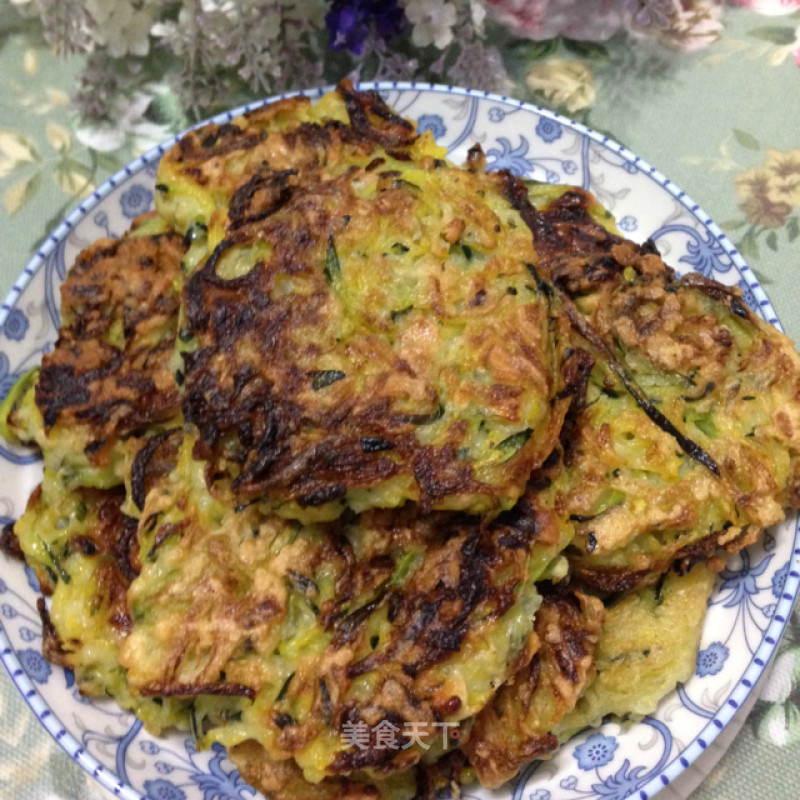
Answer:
[
  {"xmin": 414, "ymin": 750, "xmax": 470, "ymax": 800},
  {"xmin": 494, "ymin": 496, "xmax": 539, "ymax": 550},
  {"xmin": 36, "ymin": 351, "xmax": 125, "ymax": 429},
  {"xmin": 558, "ymin": 348, "xmax": 595, "ymax": 467},
  {"xmin": 338, "ymin": 79, "xmax": 416, "ymax": 149},
  {"xmin": 37, "ymin": 597, "xmax": 70, "ymax": 667},
  {"xmin": 560, "ymin": 299, "xmax": 720, "ymax": 476},
  {"xmin": 297, "ymin": 483, "xmax": 347, "ymax": 508},
  {"xmin": 547, "ymin": 598, "xmax": 591, "ymax": 683},
  {"xmin": 671, "ymin": 530, "xmax": 726, "ymax": 576},
  {"xmin": 574, "ymin": 565, "xmax": 648, "ymax": 594},
  {"xmin": 131, "ymin": 430, "xmax": 180, "ymax": 511},
  {"xmin": 331, "ymin": 708, "xmax": 410, "ymax": 772},
  {"xmin": 185, "ymin": 234, "xmax": 262, "ymax": 331},
  {"xmin": 178, "ymin": 123, "xmax": 259, "ymax": 162},
  {"xmin": 115, "ymin": 515, "xmax": 141, "ymax": 581},
  {"xmin": 147, "ymin": 522, "xmax": 184, "ymax": 558},
  {"xmin": 0, "ymin": 521, "xmax": 23, "ymax": 560},
  {"xmin": 502, "ymin": 171, "xmax": 539, "ymax": 238},
  {"xmin": 140, "ymin": 682, "xmax": 256, "ymax": 701},
  {"xmin": 680, "ymin": 272, "xmax": 754, "ymax": 321},
  {"xmin": 319, "ymin": 678, "xmax": 333, "ymax": 724},
  {"xmin": 228, "ymin": 168, "xmax": 298, "ymax": 230},
  {"xmin": 334, "ymin": 594, "xmax": 384, "ymax": 647}
]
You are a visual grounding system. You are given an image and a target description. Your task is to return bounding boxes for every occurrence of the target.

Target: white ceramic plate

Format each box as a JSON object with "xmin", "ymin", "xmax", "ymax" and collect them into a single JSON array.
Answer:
[{"xmin": 1, "ymin": 82, "xmax": 798, "ymax": 800}]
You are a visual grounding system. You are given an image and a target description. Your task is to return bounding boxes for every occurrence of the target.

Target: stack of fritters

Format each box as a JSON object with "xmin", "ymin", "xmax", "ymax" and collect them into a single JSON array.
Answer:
[{"xmin": 3, "ymin": 82, "xmax": 800, "ymax": 800}]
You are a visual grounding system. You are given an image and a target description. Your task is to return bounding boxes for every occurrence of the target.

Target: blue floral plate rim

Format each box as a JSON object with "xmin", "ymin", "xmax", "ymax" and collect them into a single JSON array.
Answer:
[{"xmin": 0, "ymin": 81, "xmax": 797, "ymax": 800}]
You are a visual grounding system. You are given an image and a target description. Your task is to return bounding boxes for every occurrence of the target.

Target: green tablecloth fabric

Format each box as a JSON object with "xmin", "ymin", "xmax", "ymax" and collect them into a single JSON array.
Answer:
[{"xmin": 1, "ymin": 5, "xmax": 799, "ymax": 799}]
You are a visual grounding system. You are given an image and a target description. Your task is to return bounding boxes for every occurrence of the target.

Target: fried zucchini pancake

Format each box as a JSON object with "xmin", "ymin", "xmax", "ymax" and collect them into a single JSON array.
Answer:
[
  {"xmin": 2, "ymin": 84, "xmax": 799, "ymax": 800},
  {"xmin": 6, "ymin": 474, "xmax": 194, "ymax": 734},
  {"xmin": 534, "ymin": 188, "xmax": 800, "ymax": 529},
  {"xmin": 3, "ymin": 220, "xmax": 185, "ymax": 491},
  {"xmin": 158, "ymin": 83, "xmax": 568, "ymax": 521},
  {"xmin": 120, "ymin": 433, "xmax": 571, "ymax": 787},
  {"xmin": 551, "ymin": 332, "xmax": 760, "ymax": 592},
  {"xmin": 554, "ymin": 564, "xmax": 715, "ymax": 740},
  {"xmin": 462, "ymin": 564, "xmax": 712, "ymax": 789},
  {"xmin": 509, "ymin": 185, "xmax": 800, "ymax": 590}
]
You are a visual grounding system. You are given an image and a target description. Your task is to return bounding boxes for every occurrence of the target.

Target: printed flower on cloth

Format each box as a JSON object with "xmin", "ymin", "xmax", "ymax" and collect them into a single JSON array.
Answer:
[{"xmin": 735, "ymin": 149, "xmax": 800, "ymax": 228}]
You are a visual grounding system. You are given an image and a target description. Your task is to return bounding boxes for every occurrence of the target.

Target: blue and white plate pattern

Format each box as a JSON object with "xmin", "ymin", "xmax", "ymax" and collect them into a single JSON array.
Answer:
[{"xmin": 0, "ymin": 83, "xmax": 798, "ymax": 800}]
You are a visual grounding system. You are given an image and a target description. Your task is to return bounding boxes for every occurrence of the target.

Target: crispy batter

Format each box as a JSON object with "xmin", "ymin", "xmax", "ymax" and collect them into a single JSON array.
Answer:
[
  {"xmin": 534, "ymin": 189, "xmax": 800, "ymax": 524},
  {"xmin": 464, "ymin": 589, "xmax": 604, "ymax": 788},
  {"xmin": 35, "ymin": 231, "xmax": 184, "ymax": 465},
  {"xmin": 120, "ymin": 434, "xmax": 563, "ymax": 782},
  {"xmin": 522, "ymin": 187, "xmax": 800, "ymax": 589},
  {"xmin": 169, "ymin": 83, "xmax": 566, "ymax": 519}
]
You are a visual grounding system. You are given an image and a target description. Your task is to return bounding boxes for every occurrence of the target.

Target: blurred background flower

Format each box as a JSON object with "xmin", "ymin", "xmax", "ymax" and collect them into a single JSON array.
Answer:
[
  {"xmin": 6, "ymin": 0, "xmax": 782, "ymax": 152},
  {"xmin": 525, "ymin": 59, "xmax": 596, "ymax": 112}
]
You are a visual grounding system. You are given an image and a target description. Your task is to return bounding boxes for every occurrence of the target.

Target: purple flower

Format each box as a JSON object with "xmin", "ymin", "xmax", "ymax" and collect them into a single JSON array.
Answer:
[
  {"xmin": 535, "ymin": 117, "xmax": 563, "ymax": 144},
  {"xmin": 0, "ymin": 578, "xmax": 5, "ymax": 593},
  {"xmin": 619, "ymin": 215, "xmax": 638, "ymax": 232},
  {"xmin": 1, "ymin": 603, "xmax": 17, "ymax": 618},
  {"xmin": 574, "ymin": 732, "xmax": 618, "ymax": 770},
  {"xmin": 18, "ymin": 648, "xmax": 52, "ymax": 683},
  {"xmin": 696, "ymin": 641, "xmax": 729, "ymax": 677},
  {"xmin": 141, "ymin": 739, "xmax": 161, "ymax": 755},
  {"xmin": 3, "ymin": 308, "xmax": 29, "ymax": 342},
  {"xmin": 326, "ymin": 1, "xmax": 405, "ymax": 55},
  {"xmin": 372, "ymin": 0, "xmax": 406, "ymax": 40},
  {"xmin": 562, "ymin": 159, "xmax": 578, "ymax": 175},
  {"xmin": 143, "ymin": 779, "xmax": 186, "ymax": 800}
]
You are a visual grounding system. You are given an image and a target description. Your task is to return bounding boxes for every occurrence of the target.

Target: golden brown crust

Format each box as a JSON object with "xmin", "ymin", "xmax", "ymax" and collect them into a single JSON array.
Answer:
[
  {"xmin": 464, "ymin": 589, "xmax": 604, "ymax": 788},
  {"xmin": 176, "ymin": 85, "xmax": 563, "ymax": 516},
  {"xmin": 35, "ymin": 233, "xmax": 185, "ymax": 458}
]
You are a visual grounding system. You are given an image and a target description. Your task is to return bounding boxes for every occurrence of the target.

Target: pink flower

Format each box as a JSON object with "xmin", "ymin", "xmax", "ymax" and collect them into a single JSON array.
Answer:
[
  {"xmin": 726, "ymin": 0, "xmax": 800, "ymax": 15},
  {"xmin": 484, "ymin": 0, "xmax": 625, "ymax": 41}
]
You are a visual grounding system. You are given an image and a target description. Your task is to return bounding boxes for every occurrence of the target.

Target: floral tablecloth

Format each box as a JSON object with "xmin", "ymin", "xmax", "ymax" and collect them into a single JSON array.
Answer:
[{"xmin": 1, "ymin": 2, "xmax": 799, "ymax": 799}]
